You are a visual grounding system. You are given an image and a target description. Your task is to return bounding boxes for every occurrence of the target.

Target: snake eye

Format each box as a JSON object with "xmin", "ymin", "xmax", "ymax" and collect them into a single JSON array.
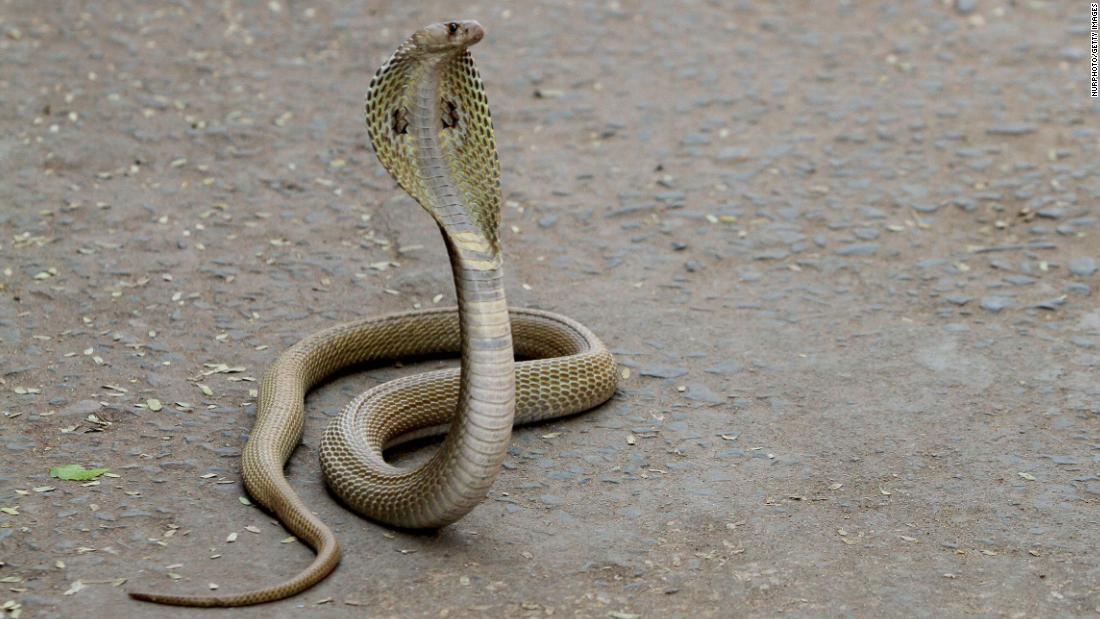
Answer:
[{"xmin": 447, "ymin": 22, "xmax": 459, "ymax": 35}]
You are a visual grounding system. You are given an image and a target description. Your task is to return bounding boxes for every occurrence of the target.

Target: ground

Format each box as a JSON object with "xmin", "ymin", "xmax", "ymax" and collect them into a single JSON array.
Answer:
[{"xmin": 1, "ymin": 1, "xmax": 1098, "ymax": 617}]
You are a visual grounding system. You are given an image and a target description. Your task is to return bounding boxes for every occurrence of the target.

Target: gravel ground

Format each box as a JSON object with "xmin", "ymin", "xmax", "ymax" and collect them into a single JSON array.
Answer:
[{"xmin": 1, "ymin": 1, "xmax": 1099, "ymax": 617}]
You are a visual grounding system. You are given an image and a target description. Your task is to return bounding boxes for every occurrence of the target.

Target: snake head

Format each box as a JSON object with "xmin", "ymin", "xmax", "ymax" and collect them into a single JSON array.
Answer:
[{"xmin": 408, "ymin": 20, "xmax": 485, "ymax": 56}]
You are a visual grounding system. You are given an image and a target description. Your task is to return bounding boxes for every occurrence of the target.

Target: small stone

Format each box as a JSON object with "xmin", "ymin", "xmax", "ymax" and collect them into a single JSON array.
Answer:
[
  {"xmin": 754, "ymin": 248, "xmax": 789, "ymax": 261},
  {"xmin": 684, "ymin": 384, "xmax": 724, "ymax": 404},
  {"xmin": 953, "ymin": 197, "xmax": 977, "ymax": 212},
  {"xmin": 911, "ymin": 203, "xmax": 941, "ymax": 214},
  {"xmin": 607, "ymin": 203, "xmax": 658, "ymax": 218},
  {"xmin": 834, "ymin": 243, "xmax": 879, "ymax": 257},
  {"xmin": 684, "ymin": 260, "xmax": 703, "ymax": 273},
  {"xmin": 1068, "ymin": 257, "xmax": 1097, "ymax": 277},
  {"xmin": 704, "ymin": 360, "xmax": 744, "ymax": 375},
  {"xmin": 1070, "ymin": 337, "xmax": 1096, "ymax": 349},
  {"xmin": 680, "ymin": 133, "xmax": 711, "ymax": 146},
  {"xmin": 954, "ymin": 0, "xmax": 978, "ymax": 14},
  {"xmin": 537, "ymin": 215, "xmax": 559, "ymax": 228},
  {"xmin": 1003, "ymin": 275, "xmax": 1036, "ymax": 286},
  {"xmin": 715, "ymin": 147, "xmax": 750, "ymax": 162},
  {"xmin": 1064, "ymin": 283, "xmax": 1091, "ymax": 296},
  {"xmin": 986, "ymin": 124, "xmax": 1036, "ymax": 136},
  {"xmin": 640, "ymin": 366, "xmax": 689, "ymax": 379},
  {"xmin": 945, "ymin": 294, "xmax": 972, "ymax": 306},
  {"xmin": 1060, "ymin": 47, "xmax": 1087, "ymax": 61},
  {"xmin": 1033, "ymin": 297, "xmax": 1066, "ymax": 311},
  {"xmin": 980, "ymin": 296, "xmax": 1015, "ymax": 313},
  {"xmin": 120, "ymin": 510, "xmax": 154, "ymax": 518}
]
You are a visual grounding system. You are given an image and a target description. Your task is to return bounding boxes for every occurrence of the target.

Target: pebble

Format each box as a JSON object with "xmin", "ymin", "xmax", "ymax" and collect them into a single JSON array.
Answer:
[
  {"xmin": 1068, "ymin": 257, "xmax": 1097, "ymax": 277},
  {"xmin": 1003, "ymin": 275, "xmax": 1036, "ymax": 286},
  {"xmin": 1033, "ymin": 297, "xmax": 1066, "ymax": 310},
  {"xmin": 986, "ymin": 124, "xmax": 1037, "ymax": 136},
  {"xmin": 755, "ymin": 248, "xmax": 789, "ymax": 261},
  {"xmin": 859, "ymin": 206, "xmax": 886, "ymax": 219},
  {"xmin": 639, "ymin": 366, "xmax": 689, "ymax": 379},
  {"xmin": 979, "ymin": 296, "xmax": 1015, "ymax": 313},
  {"xmin": 834, "ymin": 243, "xmax": 879, "ymax": 256},
  {"xmin": 954, "ymin": 0, "xmax": 978, "ymax": 15},
  {"xmin": 684, "ymin": 384, "xmax": 724, "ymax": 404},
  {"xmin": 715, "ymin": 147, "xmax": 750, "ymax": 162},
  {"xmin": 608, "ymin": 203, "xmax": 658, "ymax": 218},
  {"xmin": 1065, "ymin": 283, "xmax": 1091, "ymax": 296},
  {"xmin": 120, "ymin": 510, "xmax": 154, "ymax": 518},
  {"xmin": 704, "ymin": 360, "xmax": 744, "ymax": 375}
]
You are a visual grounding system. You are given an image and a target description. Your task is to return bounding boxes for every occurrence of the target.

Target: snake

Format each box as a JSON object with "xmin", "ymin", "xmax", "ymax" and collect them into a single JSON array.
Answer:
[{"xmin": 128, "ymin": 20, "xmax": 618, "ymax": 607}]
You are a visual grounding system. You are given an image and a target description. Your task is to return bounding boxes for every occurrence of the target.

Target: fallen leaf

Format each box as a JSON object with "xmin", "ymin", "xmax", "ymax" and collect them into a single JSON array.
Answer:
[{"xmin": 50, "ymin": 465, "xmax": 110, "ymax": 481}]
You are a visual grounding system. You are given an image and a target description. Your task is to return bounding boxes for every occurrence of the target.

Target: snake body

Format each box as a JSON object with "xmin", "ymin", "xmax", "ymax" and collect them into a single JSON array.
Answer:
[{"xmin": 129, "ymin": 20, "xmax": 617, "ymax": 607}]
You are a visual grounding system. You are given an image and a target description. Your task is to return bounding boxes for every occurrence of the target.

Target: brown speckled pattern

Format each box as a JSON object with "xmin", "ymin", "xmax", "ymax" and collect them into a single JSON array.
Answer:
[{"xmin": 129, "ymin": 20, "xmax": 616, "ymax": 607}]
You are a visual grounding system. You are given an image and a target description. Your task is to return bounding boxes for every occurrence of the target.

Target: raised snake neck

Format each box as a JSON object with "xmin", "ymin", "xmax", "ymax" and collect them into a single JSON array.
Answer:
[{"xmin": 129, "ymin": 20, "xmax": 617, "ymax": 607}]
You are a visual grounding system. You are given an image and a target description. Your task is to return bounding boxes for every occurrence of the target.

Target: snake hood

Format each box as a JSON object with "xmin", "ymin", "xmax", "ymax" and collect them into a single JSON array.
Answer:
[{"xmin": 366, "ymin": 19, "xmax": 502, "ymax": 254}]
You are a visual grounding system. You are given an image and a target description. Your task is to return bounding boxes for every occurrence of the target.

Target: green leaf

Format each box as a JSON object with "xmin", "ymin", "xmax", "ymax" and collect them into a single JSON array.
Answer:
[{"xmin": 50, "ymin": 464, "xmax": 110, "ymax": 481}]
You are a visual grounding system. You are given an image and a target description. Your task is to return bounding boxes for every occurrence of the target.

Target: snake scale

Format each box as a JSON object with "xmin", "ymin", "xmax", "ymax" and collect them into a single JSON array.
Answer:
[{"xmin": 129, "ymin": 20, "xmax": 618, "ymax": 607}]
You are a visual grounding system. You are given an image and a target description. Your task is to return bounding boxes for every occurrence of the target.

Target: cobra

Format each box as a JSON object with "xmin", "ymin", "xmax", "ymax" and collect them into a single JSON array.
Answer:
[{"xmin": 129, "ymin": 20, "xmax": 617, "ymax": 607}]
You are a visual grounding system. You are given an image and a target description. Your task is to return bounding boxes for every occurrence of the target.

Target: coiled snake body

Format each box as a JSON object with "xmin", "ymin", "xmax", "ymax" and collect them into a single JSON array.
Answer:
[{"xmin": 130, "ymin": 20, "xmax": 617, "ymax": 607}]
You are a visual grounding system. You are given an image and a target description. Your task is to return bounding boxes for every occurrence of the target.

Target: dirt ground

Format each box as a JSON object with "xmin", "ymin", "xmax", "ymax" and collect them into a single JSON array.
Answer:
[{"xmin": 1, "ymin": 1, "xmax": 1098, "ymax": 617}]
